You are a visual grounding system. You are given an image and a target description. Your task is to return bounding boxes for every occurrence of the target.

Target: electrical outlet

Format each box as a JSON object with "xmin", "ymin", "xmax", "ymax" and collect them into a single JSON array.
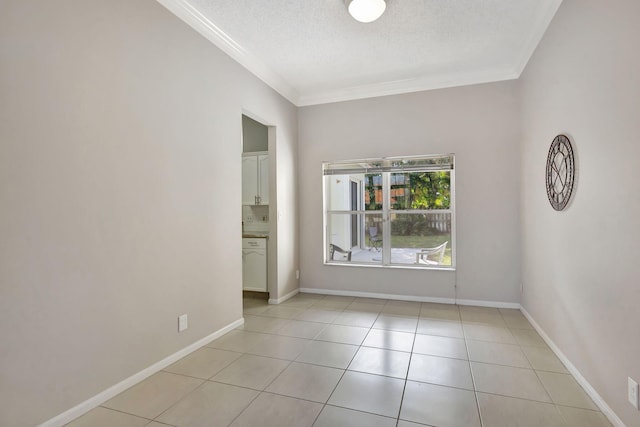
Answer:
[
  {"xmin": 296, "ymin": 269, "xmax": 300, "ymax": 280},
  {"xmin": 629, "ymin": 377, "xmax": 639, "ymax": 409},
  {"xmin": 178, "ymin": 314, "xmax": 188, "ymax": 332}
]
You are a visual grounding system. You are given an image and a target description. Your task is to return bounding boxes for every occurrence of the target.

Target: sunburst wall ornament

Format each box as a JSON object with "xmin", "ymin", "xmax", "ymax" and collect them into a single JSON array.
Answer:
[{"xmin": 546, "ymin": 134, "xmax": 575, "ymax": 211}]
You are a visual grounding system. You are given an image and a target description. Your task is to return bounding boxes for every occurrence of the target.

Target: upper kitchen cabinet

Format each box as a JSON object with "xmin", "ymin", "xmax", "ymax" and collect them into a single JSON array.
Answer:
[{"xmin": 242, "ymin": 152, "xmax": 269, "ymax": 205}]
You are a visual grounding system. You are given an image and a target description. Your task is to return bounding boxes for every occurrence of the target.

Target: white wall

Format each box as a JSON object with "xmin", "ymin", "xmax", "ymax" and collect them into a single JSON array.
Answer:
[
  {"xmin": 298, "ymin": 82, "xmax": 522, "ymax": 303},
  {"xmin": 0, "ymin": 1, "xmax": 297, "ymax": 425},
  {"xmin": 519, "ymin": 0, "xmax": 640, "ymax": 425}
]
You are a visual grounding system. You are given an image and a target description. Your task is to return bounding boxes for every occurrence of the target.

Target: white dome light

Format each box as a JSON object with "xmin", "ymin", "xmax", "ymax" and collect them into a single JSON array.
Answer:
[{"xmin": 345, "ymin": 0, "xmax": 387, "ymax": 23}]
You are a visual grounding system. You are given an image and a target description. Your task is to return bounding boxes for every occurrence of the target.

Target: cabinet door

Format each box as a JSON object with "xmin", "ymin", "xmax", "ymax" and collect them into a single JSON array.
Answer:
[
  {"xmin": 242, "ymin": 156, "xmax": 258, "ymax": 205},
  {"xmin": 258, "ymin": 154, "xmax": 269, "ymax": 205},
  {"xmin": 242, "ymin": 249, "xmax": 267, "ymax": 291}
]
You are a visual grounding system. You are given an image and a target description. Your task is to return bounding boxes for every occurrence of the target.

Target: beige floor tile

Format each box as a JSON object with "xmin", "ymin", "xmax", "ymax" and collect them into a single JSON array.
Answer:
[
  {"xmin": 407, "ymin": 353, "xmax": 473, "ymax": 390},
  {"xmin": 274, "ymin": 319, "xmax": 326, "ymax": 339},
  {"xmin": 145, "ymin": 422, "xmax": 175, "ymax": 427},
  {"xmin": 260, "ymin": 305, "xmax": 305, "ymax": 319},
  {"xmin": 463, "ymin": 323, "xmax": 518, "ymax": 344},
  {"xmin": 466, "ymin": 339, "xmax": 531, "ymax": 368},
  {"xmin": 206, "ymin": 330, "xmax": 269, "ymax": 353},
  {"xmin": 498, "ymin": 308, "xmax": 524, "ymax": 317},
  {"xmin": 557, "ymin": 405, "xmax": 611, "ymax": 427},
  {"xmin": 294, "ymin": 340, "xmax": 359, "ymax": 369},
  {"xmin": 315, "ymin": 324, "xmax": 369, "ymax": 345},
  {"xmin": 362, "ymin": 329, "xmax": 415, "ymax": 352},
  {"xmin": 536, "ymin": 371, "xmax": 598, "ymax": 410},
  {"xmin": 477, "ymin": 392, "xmax": 566, "ymax": 427},
  {"xmin": 421, "ymin": 302, "xmax": 459, "ymax": 311},
  {"xmin": 354, "ymin": 297, "xmax": 388, "ymax": 305},
  {"xmin": 230, "ymin": 393, "xmax": 323, "ymax": 427},
  {"xmin": 397, "ymin": 421, "xmax": 428, "ymax": 427},
  {"xmin": 289, "ymin": 293, "xmax": 325, "ymax": 302},
  {"xmin": 243, "ymin": 305, "xmax": 269, "ymax": 315},
  {"xmin": 347, "ymin": 302, "xmax": 385, "ymax": 313},
  {"xmin": 211, "ymin": 354, "xmax": 289, "ymax": 390},
  {"xmin": 420, "ymin": 307, "xmax": 461, "ymax": 321},
  {"xmin": 348, "ymin": 346, "xmax": 410, "ymax": 378},
  {"xmin": 332, "ymin": 310, "xmax": 379, "ymax": 328},
  {"xmin": 502, "ymin": 315, "xmax": 534, "ymax": 330},
  {"xmin": 321, "ymin": 295, "xmax": 356, "ymax": 302},
  {"xmin": 313, "ymin": 405, "xmax": 396, "ymax": 427},
  {"xmin": 155, "ymin": 382, "xmax": 258, "ymax": 427},
  {"xmin": 294, "ymin": 308, "xmax": 342, "ymax": 323},
  {"xmin": 312, "ymin": 299, "xmax": 353, "ymax": 310},
  {"xmin": 279, "ymin": 298, "xmax": 317, "ymax": 309},
  {"xmin": 460, "ymin": 308, "xmax": 507, "ymax": 327},
  {"xmin": 246, "ymin": 335, "xmax": 310, "ymax": 360},
  {"xmin": 65, "ymin": 407, "xmax": 149, "ymax": 427},
  {"xmin": 460, "ymin": 305, "xmax": 501, "ymax": 314},
  {"xmin": 511, "ymin": 329, "xmax": 548, "ymax": 347},
  {"xmin": 382, "ymin": 301, "xmax": 421, "ymax": 317},
  {"xmin": 521, "ymin": 346, "xmax": 569, "ymax": 373},
  {"xmin": 164, "ymin": 347, "xmax": 242, "ymax": 379},
  {"xmin": 265, "ymin": 362, "xmax": 343, "ymax": 403},
  {"xmin": 416, "ymin": 318, "xmax": 464, "ymax": 338},
  {"xmin": 400, "ymin": 381, "xmax": 481, "ymax": 427},
  {"xmin": 471, "ymin": 362, "xmax": 551, "ymax": 402},
  {"xmin": 103, "ymin": 372, "xmax": 203, "ymax": 419},
  {"xmin": 413, "ymin": 334, "xmax": 468, "ymax": 359},
  {"xmin": 328, "ymin": 371, "xmax": 405, "ymax": 418},
  {"xmin": 240, "ymin": 315, "xmax": 288, "ymax": 333},
  {"xmin": 373, "ymin": 314, "xmax": 418, "ymax": 332}
]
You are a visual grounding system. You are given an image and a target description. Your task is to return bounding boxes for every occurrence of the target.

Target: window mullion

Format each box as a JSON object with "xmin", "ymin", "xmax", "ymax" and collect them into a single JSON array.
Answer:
[{"xmin": 382, "ymin": 172, "xmax": 391, "ymax": 265}]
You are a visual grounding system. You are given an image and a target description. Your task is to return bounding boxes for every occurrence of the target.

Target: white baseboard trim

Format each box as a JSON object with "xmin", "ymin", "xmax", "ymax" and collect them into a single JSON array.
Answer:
[
  {"xmin": 520, "ymin": 308, "xmax": 624, "ymax": 427},
  {"xmin": 300, "ymin": 287, "xmax": 455, "ymax": 305},
  {"xmin": 455, "ymin": 299, "xmax": 521, "ymax": 309},
  {"xmin": 269, "ymin": 288, "xmax": 299, "ymax": 305},
  {"xmin": 299, "ymin": 287, "xmax": 520, "ymax": 309},
  {"xmin": 39, "ymin": 318, "xmax": 245, "ymax": 427}
]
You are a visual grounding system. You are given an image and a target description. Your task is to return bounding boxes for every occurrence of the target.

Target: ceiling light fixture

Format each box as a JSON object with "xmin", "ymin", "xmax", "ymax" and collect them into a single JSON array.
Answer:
[{"xmin": 345, "ymin": 0, "xmax": 386, "ymax": 23}]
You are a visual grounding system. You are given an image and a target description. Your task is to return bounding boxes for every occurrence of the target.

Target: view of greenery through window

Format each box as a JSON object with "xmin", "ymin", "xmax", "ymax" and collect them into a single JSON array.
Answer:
[{"xmin": 324, "ymin": 156, "xmax": 454, "ymax": 268}]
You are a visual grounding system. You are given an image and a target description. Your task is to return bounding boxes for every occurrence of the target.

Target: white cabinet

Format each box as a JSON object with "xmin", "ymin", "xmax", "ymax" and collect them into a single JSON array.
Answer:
[
  {"xmin": 242, "ymin": 152, "xmax": 269, "ymax": 205},
  {"xmin": 242, "ymin": 238, "xmax": 267, "ymax": 292}
]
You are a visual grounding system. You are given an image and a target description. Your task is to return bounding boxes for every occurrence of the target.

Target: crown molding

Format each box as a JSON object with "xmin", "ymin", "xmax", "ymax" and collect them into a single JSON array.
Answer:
[
  {"xmin": 513, "ymin": 0, "xmax": 564, "ymax": 76},
  {"xmin": 155, "ymin": 0, "xmax": 300, "ymax": 105},
  {"xmin": 297, "ymin": 68, "xmax": 520, "ymax": 106},
  {"xmin": 157, "ymin": 0, "xmax": 560, "ymax": 107}
]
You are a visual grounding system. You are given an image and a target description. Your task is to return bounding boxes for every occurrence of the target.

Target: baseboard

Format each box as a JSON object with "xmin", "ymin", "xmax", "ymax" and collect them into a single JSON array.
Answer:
[
  {"xmin": 455, "ymin": 299, "xmax": 521, "ymax": 309},
  {"xmin": 520, "ymin": 308, "xmax": 625, "ymax": 427},
  {"xmin": 268, "ymin": 288, "xmax": 299, "ymax": 305},
  {"xmin": 299, "ymin": 287, "xmax": 521, "ymax": 309},
  {"xmin": 39, "ymin": 318, "xmax": 245, "ymax": 427},
  {"xmin": 300, "ymin": 287, "xmax": 455, "ymax": 305}
]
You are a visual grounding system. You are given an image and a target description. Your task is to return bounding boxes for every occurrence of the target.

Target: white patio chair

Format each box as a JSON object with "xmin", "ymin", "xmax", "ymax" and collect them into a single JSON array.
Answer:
[{"xmin": 415, "ymin": 241, "xmax": 448, "ymax": 265}]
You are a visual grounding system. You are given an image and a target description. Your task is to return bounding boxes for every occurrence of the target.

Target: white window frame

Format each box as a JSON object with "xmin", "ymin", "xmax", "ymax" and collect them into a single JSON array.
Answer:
[{"xmin": 323, "ymin": 154, "xmax": 455, "ymax": 270}]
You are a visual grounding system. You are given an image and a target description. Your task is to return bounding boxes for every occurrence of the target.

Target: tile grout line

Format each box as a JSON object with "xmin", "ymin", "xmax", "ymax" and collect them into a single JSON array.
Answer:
[
  {"xmin": 395, "ymin": 311, "xmax": 418, "ymax": 424},
  {"xmin": 311, "ymin": 305, "xmax": 385, "ymax": 425}
]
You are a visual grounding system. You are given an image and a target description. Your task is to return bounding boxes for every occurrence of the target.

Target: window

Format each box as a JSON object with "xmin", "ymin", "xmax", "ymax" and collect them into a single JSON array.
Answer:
[{"xmin": 323, "ymin": 155, "xmax": 454, "ymax": 268}]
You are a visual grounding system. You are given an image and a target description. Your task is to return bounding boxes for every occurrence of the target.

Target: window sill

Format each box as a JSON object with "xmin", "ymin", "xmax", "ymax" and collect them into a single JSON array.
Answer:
[{"xmin": 324, "ymin": 261, "xmax": 456, "ymax": 272}]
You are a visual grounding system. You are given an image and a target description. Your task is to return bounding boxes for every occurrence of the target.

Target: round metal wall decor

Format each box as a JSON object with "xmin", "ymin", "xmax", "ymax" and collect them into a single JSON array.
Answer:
[{"xmin": 546, "ymin": 134, "xmax": 575, "ymax": 211}]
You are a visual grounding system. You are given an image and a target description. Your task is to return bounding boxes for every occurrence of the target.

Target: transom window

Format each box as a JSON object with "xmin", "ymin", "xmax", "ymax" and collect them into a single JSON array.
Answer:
[{"xmin": 323, "ymin": 155, "xmax": 455, "ymax": 268}]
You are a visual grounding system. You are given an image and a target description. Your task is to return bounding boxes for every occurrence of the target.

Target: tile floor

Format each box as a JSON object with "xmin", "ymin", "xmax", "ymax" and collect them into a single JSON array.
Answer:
[{"xmin": 67, "ymin": 294, "xmax": 612, "ymax": 427}]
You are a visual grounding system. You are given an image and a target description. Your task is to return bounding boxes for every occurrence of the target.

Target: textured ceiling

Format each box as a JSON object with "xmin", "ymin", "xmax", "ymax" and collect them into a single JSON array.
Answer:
[{"xmin": 159, "ymin": 0, "xmax": 563, "ymax": 105}]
